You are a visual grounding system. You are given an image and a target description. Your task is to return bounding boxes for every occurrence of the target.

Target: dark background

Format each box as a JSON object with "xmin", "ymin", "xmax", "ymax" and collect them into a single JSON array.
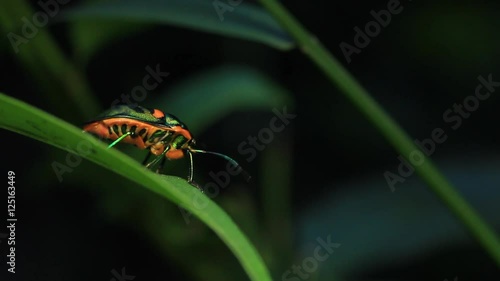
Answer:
[{"xmin": 1, "ymin": 0, "xmax": 499, "ymax": 280}]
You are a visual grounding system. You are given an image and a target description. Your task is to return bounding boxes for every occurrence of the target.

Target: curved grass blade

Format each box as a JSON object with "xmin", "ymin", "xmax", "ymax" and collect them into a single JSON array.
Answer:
[
  {"xmin": 257, "ymin": 0, "xmax": 500, "ymax": 267},
  {"xmin": 0, "ymin": 93, "xmax": 272, "ymax": 281}
]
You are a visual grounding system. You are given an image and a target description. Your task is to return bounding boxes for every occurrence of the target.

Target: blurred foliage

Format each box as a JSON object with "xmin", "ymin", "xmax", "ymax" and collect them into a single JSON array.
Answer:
[
  {"xmin": 1, "ymin": 0, "xmax": 500, "ymax": 281},
  {"xmin": 61, "ymin": 0, "xmax": 295, "ymax": 65}
]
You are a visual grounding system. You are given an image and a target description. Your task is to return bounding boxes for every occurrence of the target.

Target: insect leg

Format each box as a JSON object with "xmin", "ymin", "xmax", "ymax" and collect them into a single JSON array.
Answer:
[
  {"xmin": 107, "ymin": 132, "xmax": 132, "ymax": 148},
  {"xmin": 187, "ymin": 150, "xmax": 194, "ymax": 183},
  {"xmin": 145, "ymin": 145, "xmax": 170, "ymax": 169},
  {"xmin": 185, "ymin": 151, "xmax": 203, "ymax": 192}
]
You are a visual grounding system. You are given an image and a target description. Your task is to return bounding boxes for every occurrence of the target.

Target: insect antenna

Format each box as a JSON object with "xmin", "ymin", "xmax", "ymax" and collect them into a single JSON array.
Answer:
[{"xmin": 189, "ymin": 149, "xmax": 251, "ymax": 182}]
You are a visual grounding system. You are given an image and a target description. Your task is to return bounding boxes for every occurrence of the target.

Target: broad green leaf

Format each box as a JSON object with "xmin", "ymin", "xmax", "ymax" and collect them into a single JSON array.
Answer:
[
  {"xmin": 0, "ymin": 92, "xmax": 272, "ymax": 281},
  {"xmin": 60, "ymin": 0, "xmax": 294, "ymax": 64}
]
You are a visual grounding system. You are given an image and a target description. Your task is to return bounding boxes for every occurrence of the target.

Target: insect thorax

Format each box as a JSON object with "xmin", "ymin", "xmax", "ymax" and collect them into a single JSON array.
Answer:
[{"xmin": 169, "ymin": 134, "xmax": 190, "ymax": 150}]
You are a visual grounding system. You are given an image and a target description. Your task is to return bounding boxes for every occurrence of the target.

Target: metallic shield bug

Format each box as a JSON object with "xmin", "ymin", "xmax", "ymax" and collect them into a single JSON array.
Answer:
[{"xmin": 82, "ymin": 105, "xmax": 248, "ymax": 186}]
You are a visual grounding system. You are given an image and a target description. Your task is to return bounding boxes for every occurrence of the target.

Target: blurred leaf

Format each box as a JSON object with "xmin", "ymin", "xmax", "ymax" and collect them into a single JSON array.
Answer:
[
  {"xmin": 261, "ymin": 137, "xmax": 295, "ymax": 277},
  {"xmin": 60, "ymin": 0, "xmax": 294, "ymax": 64},
  {"xmin": 403, "ymin": 3, "xmax": 499, "ymax": 75},
  {"xmin": 70, "ymin": 20, "xmax": 150, "ymax": 65},
  {"xmin": 65, "ymin": 0, "xmax": 150, "ymax": 65},
  {"xmin": 0, "ymin": 0, "xmax": 100, "ymax": 120},
  {"xmin": 145, "ymin": 65, "xmax": 293, "ymax": 133},
  {"xmin": 0, "ymin": 93, "xmax": 272, "ymax": 281},
  {"xmin": 298, "ymin": 155, "xmax": 500, "ymax": 279}
]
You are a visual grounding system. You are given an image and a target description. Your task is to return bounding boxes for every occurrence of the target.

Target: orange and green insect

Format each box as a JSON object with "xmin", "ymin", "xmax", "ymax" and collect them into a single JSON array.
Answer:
[{"xmin": 83, "ymin": 105, "xmax": 247, "ymax": 184}]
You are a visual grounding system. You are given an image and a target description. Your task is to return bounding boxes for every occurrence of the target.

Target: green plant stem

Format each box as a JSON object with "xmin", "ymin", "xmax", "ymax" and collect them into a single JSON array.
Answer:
[{"xmin": 258, "ymin": 0, "xmax": 500, "ymax": 266}]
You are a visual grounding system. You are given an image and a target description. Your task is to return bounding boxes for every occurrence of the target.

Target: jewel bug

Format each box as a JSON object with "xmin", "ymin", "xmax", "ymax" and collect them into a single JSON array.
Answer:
[{"xmin": 82, "ymin": 105, "xmax": 249, "ymax": 186}]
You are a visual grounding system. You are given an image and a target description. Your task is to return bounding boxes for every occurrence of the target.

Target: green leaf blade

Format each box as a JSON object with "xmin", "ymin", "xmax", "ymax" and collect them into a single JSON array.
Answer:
[{"xmin": 0, "ymin": 92, "xmax": 272, "ymax": 281}]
